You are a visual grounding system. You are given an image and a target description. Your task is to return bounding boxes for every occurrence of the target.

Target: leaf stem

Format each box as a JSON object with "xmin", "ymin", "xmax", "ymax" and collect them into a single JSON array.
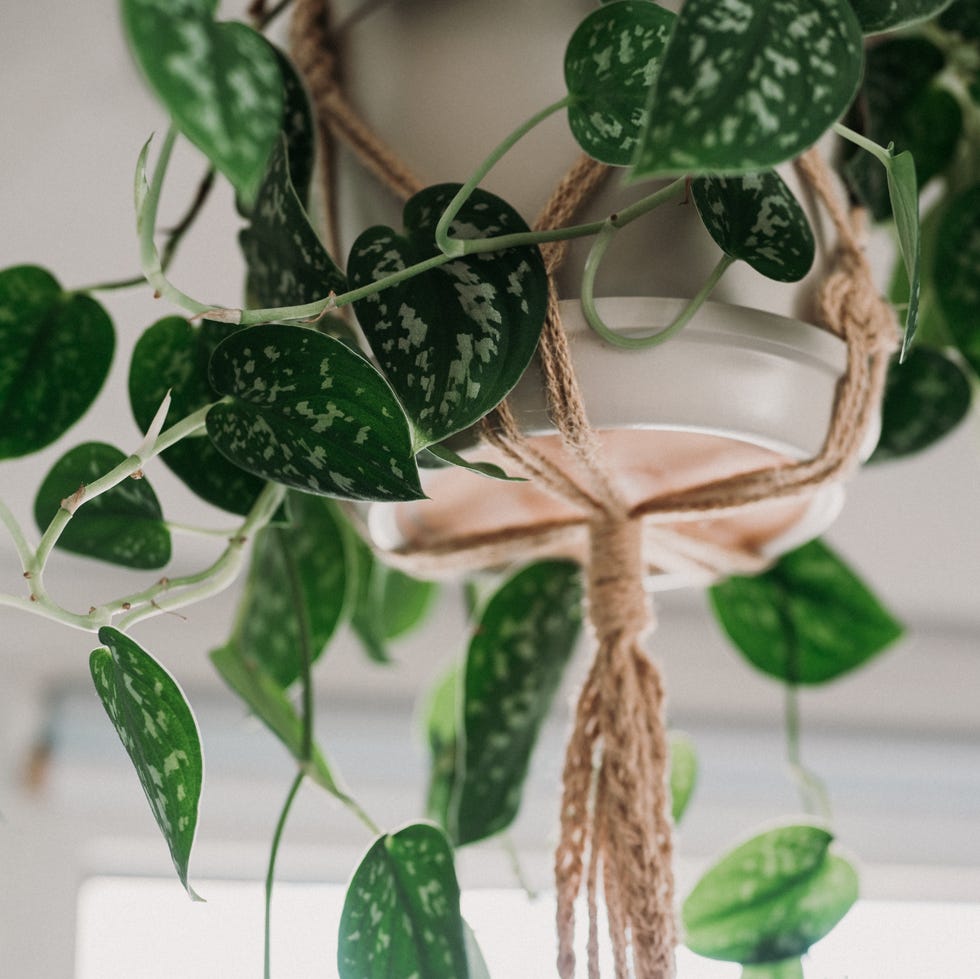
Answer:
[
  {"xmin": 264, "ymin": 769, "xmax": 305, "ymax": 979},
  {"xmin": 0, "ymin": 498, "xmax": 34, "ymax": 569},
  {"xmin": 785, "ymin": 682, "xmax": 832, "ymax": 822},
  {"xmin": 434, "ymin": 96, "xmax": 572, "ymax": 256},
  {"xmin": 833, "ymin": 122, "xmax": 892, "ymax": 167}
]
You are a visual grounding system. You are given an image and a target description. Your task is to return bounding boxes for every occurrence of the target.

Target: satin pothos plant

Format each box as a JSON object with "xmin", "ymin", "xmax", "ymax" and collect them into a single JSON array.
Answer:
[{"xmin": 1, "ymin": 0, "xmax": 977, "ymax": 976}]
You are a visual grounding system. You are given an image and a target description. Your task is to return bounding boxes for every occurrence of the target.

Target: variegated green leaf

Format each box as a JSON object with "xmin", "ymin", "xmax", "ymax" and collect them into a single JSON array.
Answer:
[
  {"xmin": 564, "ymin": 1, "xmax": 676, "ymax": 165},
  {"xmin": 338, "ymin": 823, "xmax": 469, "ymax": 979},
  {"xmin": 691, "ymin": 171, "xmax": 815, "ymax": 282},
  {"xmin": 683, "ymin": 824, "xmax": 858, "ymax": 964},
  {"xmin": 121, "ymin": 0, "xmax": 282, "ymax": 204},
  {"xmin": 206, "ymin": 323, "xmax": 423, "ymax": 501},
  {"xmin": 935, "ymin": 184, "xmax": 980, "ymax": 375},
  {"xmin": 91, "ymin": 627, "xmax": 202, "ymax": 897},
  {"xmin": 239, "ymin": 134, "xmax": 346, "ymax": 309},
  {"xmin": 424, "ymin": 665, "xmax": 460, "ymax": 831},
  {"xmin": 0, "ymin": 266, "xmax": 114, "ymax": 459},
  {"xmin": 270, "ymin": 46, "xmax": 315, "ymax": 208},
  {"xmin": 634, "ymin": 0, "xmax": 864, "ymax": 177},
  {"xmin": 452, "ymin": 561, "xmax": 583, "ymax": 845},
  {"xmin": 34, "ymin": 442, "xmax": 171, "ymax": 569},
  {"xmin": 129, "ymin": 316, "xmax": 270, "ymax": 515},
  {"xmin": 348, "ymin": 184, "xmax": 548, "ymax": 449},
  {"xmin": 669, "ymin": 731, "xmax": 698, "ymax": 824},
  {"xmin": 850, "ymin": 0, "xmax": 954, "ymax": 33}
]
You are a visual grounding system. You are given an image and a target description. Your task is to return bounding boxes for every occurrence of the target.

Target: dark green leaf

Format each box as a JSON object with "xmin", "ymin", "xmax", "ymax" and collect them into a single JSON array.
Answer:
[
  {"xmin": 691, "ymin": 171, "xmax": 815, "ymax": 282},
  {"xmin": 425, "ymin": 442, "xmax": 527, "ymax": 482},
  {"xmin": 34, "ymin": 442, "xmax": 171, "ymax": 569},
  {"xmin": 129, "ymin": 316, "xmax": 270, "ymax": 515},
  {"xmin": 207, "ymin": 323, "xmax": 423, "ymax": 501},
  {"xmin": 633, "ymin": 0, "xmax": 863, "ymax": 177},
  {"xmin": 424, "ymin": 666, "xmax": 460, "ymax": 831},
  {"xmin": 888, "ymin": 150, "xmax": 922, "ymax": 355},
  {"xmin": 669, "ymin": 731, "xmax": 697, "ymax": 825},
  {"xmin": 850, "ymin": 0, "xmax": 954, "ymax": 33},
  {"xmin": 564, "ymin": 1, "xmax": 676, "ymax": 165},
  {"xmin": 121, "ymin": 0, "xmax": 282, "ymax": 205},
  {"xmin": 379, "ymin": 565, "xmax": 439, "ymax": 641},
  {"xmin": 935, "ymin": 183, "xmax": 980, "ymax": 374},
  {"xmin": 870, "ymin": 347, "xmax": 972, "ymax": 461},
  {"xmin": 453, "ymin": 560, "xmax": 583, "ymax": 845},
  {"xmin": 348, "ymin": 184, "xmax": 548, "ymax": 449},
  {"xmin": 271, "ymin": 46, "xmax": 316, "ymax": 208},
  {"xmin": 239, "ymin": 134, "xmax": 346, "ymax": 309},
  {"xmin": 940, "ymin": 0, "xmax": 980, "ymax": 38},
  {"xmin": 338, "ymin": 823, "xmax": 469, "ymax": 979},
  {"xmin": 683, "ymin": 824, "xmax": 858, "ymax": 964},
  {"xmin": 741, "ymin": 957, "xmax": 805, "ymax": 978},
  {"xmin": 709, "ymin": 539, "xmax": 903, "ymax": 685},
  {"xmin": 0, "ymin": 266, "xmax": 113, "ymax": 459},
  {"xmin": 91, "ymin": 627, "xmax": 202, "ymax": 897}
]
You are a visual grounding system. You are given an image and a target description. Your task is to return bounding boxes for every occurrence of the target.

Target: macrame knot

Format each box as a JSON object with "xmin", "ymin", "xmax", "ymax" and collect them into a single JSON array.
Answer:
[{"xmin": 587, "ymin": 515, "xmax": 652, "ymax": 643}]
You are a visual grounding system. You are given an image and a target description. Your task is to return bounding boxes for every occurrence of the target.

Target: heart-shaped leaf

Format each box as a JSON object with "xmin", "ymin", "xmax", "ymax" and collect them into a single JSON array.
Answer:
[
  {"xmin": 34, "ymin": 442, "xmax": 171, "ymax": 569},
  {"xmin": 709, "ymin": 539, "xmax": 903, "ymax": 685},
  {"xmin": 849, "ymin": 0, "xmax": 954, "ymax": 33},
  {"xmin": 691, "ymin": 171, "xmax": 815, "ymax": 282},
  {"xmin": 870, "ymin": 347, "xmax": 973, "ymax": 462},
  {"xmin": 240, "ymin": 134, "xmax": 346, "ymax": 309},
  {"xmin": 935, "ymin": 184, "xmax": 980, "ymax": 375},
  {"xmin": 633, "ymin": 0, "xmax": 864, "ymax": 177},
  {"xmin": 91, "ymin": 627, "xmax": 203, "ymax": 897},
  {"xmin": 348, "ymin": 184, "xmax": 548, "ymax": 449},
  {"xmin": 452, "ymin": 560, "xmax": 583, "ymax": 845},
  {"xmin": 0, "ymin": 266, "xmax": 114, "ymax": 459},
  {"xmin": 669, "ymin": 731, "xmax": 698, "ymax": 825},
  {"xmin": 121, "ymin": 0, "xmax": 282, "ymax": 204},
  {"xmin": 683, "ymin": 824, "xmax": 858, "ymax": 964},
  {"xmin": 207, "ymin": 323, "xmax": 423, "ymax": 501},
  {"xmin": 564, "ymin": 0, "xmax": 676, "ymax": 165},
  {"xmin": 129, "ymin": 316, "xmax": 271, "ymax": 515},
  {"xmin": 338, "ymin": 823, "xmax": 469, "ymax": 979}
]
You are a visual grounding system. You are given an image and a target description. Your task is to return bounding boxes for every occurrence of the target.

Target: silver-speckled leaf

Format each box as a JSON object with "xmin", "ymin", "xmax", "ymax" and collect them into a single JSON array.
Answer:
[
  {"xmin": 207, "ymin": 324, "xmax": 423, "ymax": 501},
  {"xmin": 691, "ymin": 171, "xmax": 815, "ymax": 282},
  {"xmin": 564, "ymin": 1, "xmax": 676, "ymax": 165},
  {"xmin": 338, "ymin": 823, "xmax": 469, "ymax": 979},
  {"xmin": 348, "ymin": 184, "xmax": 548, "ymax": 450},
  {"xmin": 683, "ymin": 824, "xmax": 858, "ymax": 964},
  {"xmin": 91, "ymin": 627, "xmax": 203, "ymax": 897},
  {"xmin": 850, "ymin": 0, "xmax": 954, "ymax": 32},
  {"xmin": 634, "ymin": 0, "xmax": 864, "ymax": 177},
  {"xmin": 121, "ymin": 0, "xmax": 282, "ymax": 204}
]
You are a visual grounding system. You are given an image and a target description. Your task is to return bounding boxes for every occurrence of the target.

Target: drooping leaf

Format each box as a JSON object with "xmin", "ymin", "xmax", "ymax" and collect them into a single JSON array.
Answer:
[
  {"xmin": 934, "ymin": 183, "xmax": 980, "ymax": 375},
  {"xmin": 239, "ymin": 134, "xmax": 346, "ymax": 310},
  {"xmin": 0, "ymin": 266, "xmax": 114, "ymax": 459},
  {"xmin": 207, "ymin": 323, "xmax": 423, "ymax": 501},
  {"xmin": 129, "ymin": 316, "xmax": 271, "ymax": 515},
  {"xmin": 849, "ymin": 0, "xmax": 954, "ymax": 33},
  {"xmin": 683, "ymin": 824, "xmax": 858, "ymax": 964},
  {"xmin": 870, "ymin": 347, "xmax": 973, "ymax": 462},
  {"xmin": 669, "ymin": 731, "xmax": 698, "ymax": 825},
  {"xmin": 338, "ymin": 823, "xmax": 469, "ymax": 979},
  {"xmin": 424, "ymin": 665, "xmax": 460, "ymax": 831},
  {"xmin": 633, "ymin": 0, "xmax": 864, "ymax": 177},
  {"xmin": 425, "ymin": 442, "xmax": 527, "ymax": 482},
  {"xmin": 34, "ymin": 442, "xmax": 171, "ymax": 569},
  {"xmin": 691, "ymin": 171, "xmax": 815, "ymax": 282},
  {"xmin": 452, "ymin": 561, "xmax": 583, "ymax": 846},
  {"xmin": 709, "ymin": 539, "xmax": 903, "ymax": 685},
  {"xmin": 120, "ymin": 0, "xmax": 282, "ymax": 205},
  {"xmin": 90, "ymin": 627, "xmax": 203, "ymax": 896},
  {"xmin": 564, "ymin": 0, "xmax": 676, "ymax": 165},
  {"xmin": 888, "ymin": 150, "xmax": 922, "ymax": 356},
  {"xmin": 348, "ymin": 184, "xmax": 548, "ymax": 449}
]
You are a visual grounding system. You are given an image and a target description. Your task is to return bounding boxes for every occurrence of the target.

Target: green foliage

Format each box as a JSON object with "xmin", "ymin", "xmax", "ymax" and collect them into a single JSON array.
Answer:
[
  {"xmin": 850, "ymin": 0, "xmax": 955, "ymax": 33},
  {"xmin": 564, "ymin": 0, "xmax": 675, "ymax": 166},
  {"xmin": 206, "ymin": 323, "xmax": 424, "ymax": 501},
  {"xmin": 709, "ymin": 539, "xmax": 903, "ymax": 684},
  {"xmin": 0, "ymin": 266, "xmax": 114, "ymax": 459},
  {"xmin": 348, "ymin": 184, "xmax": 548, "ymax": 450},
  {"xmin": 338, "ymin": 823, "xmax": 469, "ymax": 979},
  {"xmin": 34, "ymin": 442, "xmax": 171, "ymax": 568},
  {"xmin": 935, "ymin": 184, "xmax": 980, "ymax": 374},
  {"xmin": 634, "ymin": 0, "xmax": 864, "ymax": 177},
  {"xmin": 121, "ymin": 0, "xmax": 282, "ymax": 205},
  {"xmin": 91, "ymin": 627, "xmax": 203, "ymax": 897},
  {"xmin": 683, "ymin": 824, "xmax": 858, "ymax": 964},
  {"xmin": 691, "ymin": 171, "xmax": 815, "ymax": 282},
  {"xmin": 669, "ymin": 731, "xmax": 698, "ymax": 824}
]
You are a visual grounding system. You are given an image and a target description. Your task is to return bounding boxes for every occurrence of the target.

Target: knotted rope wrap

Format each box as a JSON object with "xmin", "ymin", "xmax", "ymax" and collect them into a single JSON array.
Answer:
[{"xmin": 289, "ymin": 2, "xmax": 899, "ymax": 975}]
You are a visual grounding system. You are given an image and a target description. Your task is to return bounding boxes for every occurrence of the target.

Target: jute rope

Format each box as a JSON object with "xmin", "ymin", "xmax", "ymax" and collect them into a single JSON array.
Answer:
[{"xmin": 290, "ymin": 2, "xmax": 899, "ymax": 975}]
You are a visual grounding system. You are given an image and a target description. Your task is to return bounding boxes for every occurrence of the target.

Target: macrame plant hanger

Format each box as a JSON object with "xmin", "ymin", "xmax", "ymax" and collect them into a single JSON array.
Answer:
[{"xmin": 289, "ymin": 2, "xmax": 899, "ymax": 976}]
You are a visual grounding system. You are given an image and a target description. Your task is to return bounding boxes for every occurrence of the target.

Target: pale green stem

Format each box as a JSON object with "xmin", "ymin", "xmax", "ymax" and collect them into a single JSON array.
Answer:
[
  {"xmin": 582, "ymin": 249, "xmax": 734, "ymax": 350},
  {"xmin": 785, "ymin": 683, "xmax": 832, "ymax": 823},
  {"xmin": 0, "ymin": 498, "xmax": 34, "ymax": 569},
  {"xmin": 434, "ymin": 96, "xmax": 572, "ymax": 256},
  {"xmin": 165, "ymin": 521, "xmax": 247, "ymax": 539},
  {"xmin": 0, "ymin": 592, "xmax": 102, "ymax": 631},
  {"xmin": 264, "ymin": 770, "xmax": 305, "ymax": 979},
  {"xmin": 833, "ymin": 122, "xmax": 892, "ymax": 167}
]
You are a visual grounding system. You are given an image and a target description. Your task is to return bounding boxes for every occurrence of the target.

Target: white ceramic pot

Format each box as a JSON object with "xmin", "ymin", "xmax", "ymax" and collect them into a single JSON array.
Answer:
[{"xmin": 369, "ymin": 298, "xmax": 879, "ymax": 590}]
